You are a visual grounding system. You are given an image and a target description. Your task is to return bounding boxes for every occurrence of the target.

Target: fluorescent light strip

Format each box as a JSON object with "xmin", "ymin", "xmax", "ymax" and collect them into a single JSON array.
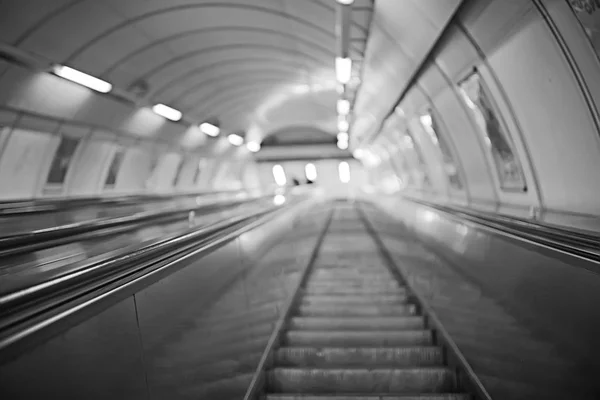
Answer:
[
  {"xmin": 337, "ymin": 99, "xmax": 350, "ymax": 115},
  {"xmin": 353, "ymin": 149, "xmax": 365, "ymax": 159},
  {"xmin": 152, "ymin": 104, "xmax": 182, "ymax": 121},
  {"xmin": 200, "ymin": 122, "xmax": 220, "ymax": 137},
  {"xmin": 272, "ymin": 164, "xmax": 287, "ymax": 186},
  {"xmin": 53, "ymin": 65, "xmax": 112, "ymax": 93},
  {"xmin": 247, "ymin": 141, "xmax": 261, "ymax": 152},
  {"xmin": 227, "ymin": 133, "xmax": 244, "ymax": 146},
  {"xmin": 338, "ymin": 118, "xmax": 349, "ymax": 132},
  {"xmin": 305, "ymin": 163, "xmax": 317, "ymax": 181},
  {"xmin": 335, "ymin": 57, "xmax": 352, "ymax": 84},
  {"xmin": 339, "ymin": 161, "xmax": 351, "ymax": 183},
  {"xmin": 337, "ymin": 139, "xmax": 349, "ymax": 150}
]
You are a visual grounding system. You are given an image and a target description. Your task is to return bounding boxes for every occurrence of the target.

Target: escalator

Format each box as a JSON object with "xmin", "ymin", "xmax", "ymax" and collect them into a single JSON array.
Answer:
[
  {"xmin": 1, "ymin": 199, "xmax": 598, "ymax": 399},
  {"xmin": 265, "ymin": 204, "xmax": 469, "ymax": 399}
]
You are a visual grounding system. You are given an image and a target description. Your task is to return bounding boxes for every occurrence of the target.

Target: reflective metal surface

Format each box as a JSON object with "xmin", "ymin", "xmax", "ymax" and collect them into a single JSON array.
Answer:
[
  {"xmin": 368, "ymin": 197, "xmax": 600, "ymax": 397},
  {"xmin": 0, "ymin": 198, "xmax": 327, "ymax": 399}
]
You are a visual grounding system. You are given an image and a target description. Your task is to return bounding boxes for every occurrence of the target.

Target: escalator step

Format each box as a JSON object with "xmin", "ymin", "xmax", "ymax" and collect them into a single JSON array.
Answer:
[
  {"xmin": 284, "ymin": 330, "xmax": 432, "ymax": 347},
  {"xmin": 289, "ymin": 316, "xmax": 425, "ymax": 331},
  {"xmin": 276, "ymin": 347, "xmax": 444, "ymax": 367},
  {"xmin": 306, "ymin": 281, "xmax": 401, "ymax": 290},
  {"xmin": 264, "ymin": 395, "xmax": 471, "ymax": 400},
  {"xmin": 301, "ymin": 294, "xmax": 408, "ymax": 305},
  {"xmin": 306, "ymin": 286, "xmax": 406, "ymax": 295},
  {"xmin": 268, "ymin": 367, "xmax": 456, "ymax": 393},
  {"xmin": 298, "ymin": 303, "xmax": 416, "ymax": 317}
]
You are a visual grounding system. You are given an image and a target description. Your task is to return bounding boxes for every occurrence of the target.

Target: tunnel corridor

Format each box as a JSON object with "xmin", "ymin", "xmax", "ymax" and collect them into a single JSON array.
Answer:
[{"xmin": 1, "ymin": 1, "xmax": 600, "ymax": 399}]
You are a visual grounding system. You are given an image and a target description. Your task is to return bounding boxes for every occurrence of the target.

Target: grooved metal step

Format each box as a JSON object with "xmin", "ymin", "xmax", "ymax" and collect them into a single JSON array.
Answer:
[
  {"xmin": 306, "ymin": 281, "xmax": 400, "ymax": 290},
  {"xmin": 262, "ymin": 209, "xmax": 469, "ymax": 400},
  {"xmin": 264, "ymin": 395, "xmax": 471, "ymax": 400},
  {"xmin": 298, "ymin": 303, "xmax": 416, "ymax": 317},
  {"xmin": 284, "ymin": 330, "xmax": 432, "ymax": 347},
  {"xmin": 276, "ymin": 347, "xmax": 444, "ymax": 368},
  {"xmin": 305, "ymin": 286, "xmax": 406, "ymax": 295},
  {"xmin": 289, "ymin": 316, "xmax": 425, "ymax": 331},
  {"xmin": 301, "ymin": 294, "xmax": 408, "ymax": 305},
  {"xmin": 268, "ymin": 368, "xmax": 456, "ymax": 393}
]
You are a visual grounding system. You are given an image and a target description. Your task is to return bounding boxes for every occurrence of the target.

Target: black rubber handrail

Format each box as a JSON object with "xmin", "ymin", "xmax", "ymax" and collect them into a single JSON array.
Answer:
[
  {"xmin": 357, "ymin": 201, "xmax": 492, "ymax": 400},
  {"xmin": 243, "ymin": 204, "xmax": 334, "ymax": 400},
  {"xmin": 0, "ymin": 195, "xmax": 270, "ymax": 258},
  {"xmin": 0, "ymin": 196, "xmax": 308, "ymax": 362},
  {"xmin": 0, "ymin": 188, "xmax": 259, "ymax": 216},
  {"xmin": 449, "ymin": 204, "xmax": 600, "ymax": 245},
  {"xmin": 408, "ymin": 198, "xmax": 600, "ymax": 263}
]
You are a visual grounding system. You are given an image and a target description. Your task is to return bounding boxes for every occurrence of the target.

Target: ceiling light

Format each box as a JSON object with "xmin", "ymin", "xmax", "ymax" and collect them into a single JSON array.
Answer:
[
  {"xmin": 337, "ymin": 99, "xmax": 350, "ymax": 115},
  {"xmin": 247, "ymin": 141, "xmax": 261, "ymax": 152},
  {"xmin": 336, "ymin": 0, "xmax": 355, "ymax": 5},
  {"xmin": 420, "ymin": 114, "xmax": 433, "ymax": 127},
  {"xmin": 200, "ymin": 122, "xmax": 220, "ymax": 137},
  {"xmin": 273, "ymin": 194, "xmax": 286, "ymax": 206},
  {"xmin": 338, "ymin": 161, "xmax": 351, "ymax": 183},
  {"xmin": 152, "ymin": 103, "xmax": 182, "ymax": 121},
  {"xmin": 337, "ymin": 132, "xmax": 349, "ymax": 142},
  {"xmin": 335, "ymin": 57, "xmax": 352, "ymax": 84},
  {"xmin": 305, "ymin": 163, "xmax": 317, "ymax": 181},
  {"xmin": 53, "ymin": 65, "xmax": 112, "ymax": 93},
  {"xmin": 337, "ymin": 139, "xmax": 349, "ymax": 150},
  {"xmin": 353, "ymin": 149, "xmax": 365, "ymax": 159},
  {"xmin": 272, "ymin": 165, "xmax": 287, "ymax": 186},
  {"xmin": 338, "ymin": 118, "xmax": 349, "ymax": 132},
  {"xmin": 227, "ymin": 133, "xmax": 244, "ymax": 146}
]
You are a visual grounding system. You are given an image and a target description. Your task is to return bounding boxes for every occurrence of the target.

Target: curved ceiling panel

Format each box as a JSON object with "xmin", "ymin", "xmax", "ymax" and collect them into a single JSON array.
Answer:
[
  {"xmin": 0, "ymin": 0, "xmax": 374, "ymax": 143},
  {"xmin": 152, "ymin": 56, "xmax": 318, "ymax": 101},
  {"xmin": 352, "ymin": 0, "xmax": 462, "ymax": 148}
]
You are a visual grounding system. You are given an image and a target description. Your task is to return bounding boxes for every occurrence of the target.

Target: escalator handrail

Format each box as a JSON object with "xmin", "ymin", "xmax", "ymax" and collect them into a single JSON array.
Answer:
[
  {"xmin": 448, "ymin": 204, "xmax": 600, "ymax": 244},
  {"xmin": 0, "ymin": 188, "xmax": 258, "ymax": 216},
  {"xmin": 243, "ymin": 204, "xmax": 334, "ymax": 400},
  {"xmin": 407, "ymin": 198, "xmax": 600, "ymax": 263},
  {"xmin": 358, "ymin": 201, "xmax": 493, "ymax": 400},
  {"xmin": 0, "ymin": 196, "xmax": 308, "ymax": 361},
  {"xmin": 0, "ymin": 195, "xmax": 272, "ymax": 258}
]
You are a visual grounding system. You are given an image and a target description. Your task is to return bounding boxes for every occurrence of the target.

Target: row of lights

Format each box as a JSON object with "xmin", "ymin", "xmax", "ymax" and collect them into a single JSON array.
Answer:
[
  {"xmin": 335, "ymin": 0, "xmax": 354, "ymax": 152},
  {"xmin": 271, "ymin": 162, "xmax": 351, "ymax": 185},
  {"xmin": 52, "ymin": 65, "xmax": 262, "ymax": 152}
]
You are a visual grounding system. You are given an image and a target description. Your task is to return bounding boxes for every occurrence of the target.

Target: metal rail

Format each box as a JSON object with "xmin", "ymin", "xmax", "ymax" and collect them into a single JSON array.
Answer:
[
  {"xmin": 0, "ymin": 195, "xmax": 270, "ymax": 258},
  {"xmin": 0, "ymin": 198, "xmax": 309, "ymax": 362},
  {"xmin": 0, "ymin": 188, "xmax": 255, "ymax": 216},
  {"xmin": 356, "ymin": 201, "xmax": 492, "ymax": 400},
  {"xmin": 407, "ymin": 198, "xmax": 600, "ymax": 264},
  {"xmin": 243, "ymin": 205, "xmax": 334, "ymax": 400}
]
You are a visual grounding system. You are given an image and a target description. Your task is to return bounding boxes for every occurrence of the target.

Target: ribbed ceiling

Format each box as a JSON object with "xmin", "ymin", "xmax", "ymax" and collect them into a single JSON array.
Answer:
[{"xmin": 0, "ymin": 0, "xmax": 373, "ymax": 143}]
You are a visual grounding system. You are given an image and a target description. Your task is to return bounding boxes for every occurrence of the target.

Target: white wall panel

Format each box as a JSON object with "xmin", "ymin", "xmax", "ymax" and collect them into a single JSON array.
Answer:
[
  {"xmin": 147, "ymin": 152, "xmax": 182, "ymax": 192},
  {"xmin": 406, "ymin": 118, "xmax": 449, "ymax": 199},
  {"xmin": 435, "ymin": 25, "xmax": 480, "ymax": 80},
  {"xmin": 431, "ymin": 85, "xmax": 498, "ymax": 206},
  {"xmin": 257, "ymin": 162, "xmax": 277, "ymax": 188},
  {"xmin": 174, "ymin": 156, "xmax": 200, "ymax": 191},
  {"xmin": 68, "ymin": 140, "xmax": 116, "ymax": 196},
  {"xmin": 242, "ymin": 162, "xmax": 262, "ymax": 189},
  {"xmin": 114, "ymin": 147, "xmax": 153, "ymax": 193},
  {"xmin": 0, "ymin": 129, "xmax": 59, "ymax": 199},
  {"xmin": 475, "ymin": 7, "xmax": 600, "ymax": 213}
]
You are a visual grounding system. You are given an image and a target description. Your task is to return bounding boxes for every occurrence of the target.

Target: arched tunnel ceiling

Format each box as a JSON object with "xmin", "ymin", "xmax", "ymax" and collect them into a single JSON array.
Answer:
[
  {"xmin": 0, "ymin": 0, "xmax": 463, "ymax": 153},
  {"xmin": 0, "ymin": 0, "xmax": 373, "ymax": 145}
]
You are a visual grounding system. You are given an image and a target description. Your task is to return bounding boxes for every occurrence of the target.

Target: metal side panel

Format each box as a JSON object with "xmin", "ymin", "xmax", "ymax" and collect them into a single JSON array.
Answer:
[{"xmin": 0, "ymin": 297, "xmax": 147, "ymax": 400}]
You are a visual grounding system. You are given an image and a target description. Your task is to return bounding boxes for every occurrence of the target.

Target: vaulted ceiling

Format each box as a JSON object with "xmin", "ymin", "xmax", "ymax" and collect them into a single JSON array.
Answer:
[
  {"xmin": 0, "ymin": 0, "xmax": 462, "ymax": 153},
  {"xmin": 0, "ymin": 0, "xmax": 372, "ymax": 145}
]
